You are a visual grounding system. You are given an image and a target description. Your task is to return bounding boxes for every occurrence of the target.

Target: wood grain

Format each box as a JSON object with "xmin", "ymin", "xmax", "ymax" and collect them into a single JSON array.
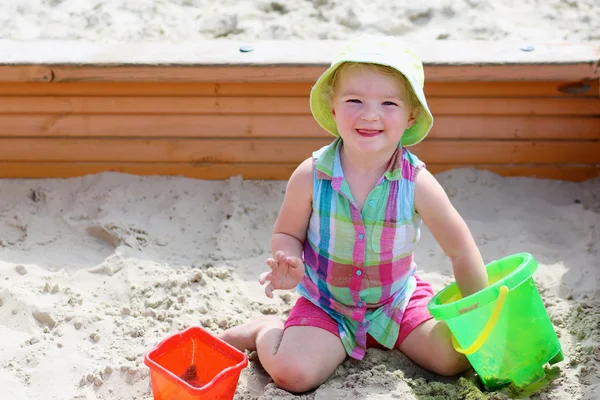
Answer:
[{"xmin": 0, "ymin": 138, "xmax": 598, "ymax": 164}]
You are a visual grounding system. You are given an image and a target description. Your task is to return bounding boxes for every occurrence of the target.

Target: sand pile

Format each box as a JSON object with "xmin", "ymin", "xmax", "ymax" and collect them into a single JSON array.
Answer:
[
  {"xmin": 0, "ymin": 0, "xmax": 598, "ymax": 42},
  {"xmin": 0, "ymin": 170, "xmax": 599, "ymax": 399}
]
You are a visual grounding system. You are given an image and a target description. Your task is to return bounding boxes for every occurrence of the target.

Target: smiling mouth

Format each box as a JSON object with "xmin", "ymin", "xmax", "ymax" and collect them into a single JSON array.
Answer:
[{"xmin": 356, "ymin": 129, "xmax": 383, "ymax": 136}]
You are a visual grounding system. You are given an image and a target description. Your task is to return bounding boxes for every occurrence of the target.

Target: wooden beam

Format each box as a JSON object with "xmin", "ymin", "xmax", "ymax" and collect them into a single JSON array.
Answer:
[
  {"xmin": 0, "ymin": 40, "xmax": 597, "ymax": 82},
  {"xmin": 0, "ymin": 80, "xmax": 597, "ymax": 97},
  {"xmin": 0, "ymin": 138, "xmax": 598, "ymax": 164},
  {"xmin": 0, "ymin": 115, "xmax": 597, "ymax": 140},
  {"xmin": 0, "ymin": 96, "xmax": 598, "ymax": 116},
  {"xmin": 1, "ymin": 40, "xmax": 597, "ymax": 66},
  {"xmin": 0, "ymin": 65, "xmax": 594, "ymax": 83}
]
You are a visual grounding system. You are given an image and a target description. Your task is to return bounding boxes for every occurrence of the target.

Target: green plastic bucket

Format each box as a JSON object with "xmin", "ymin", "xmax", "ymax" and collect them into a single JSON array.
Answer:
[{"xmin": 428, "ymin": 253, "xmax": 563, "ymax": 390}]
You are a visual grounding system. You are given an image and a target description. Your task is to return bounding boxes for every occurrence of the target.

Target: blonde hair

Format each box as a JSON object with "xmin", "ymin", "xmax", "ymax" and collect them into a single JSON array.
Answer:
[{"xmin": 322, "ymin": 62, "xmax": 420, "ymax": 114}]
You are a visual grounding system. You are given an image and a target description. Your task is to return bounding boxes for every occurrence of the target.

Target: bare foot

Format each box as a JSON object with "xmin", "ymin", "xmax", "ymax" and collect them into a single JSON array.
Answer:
[{"xmin": 218, "ymin": 315, "xmax": 283, "ymax": 352}]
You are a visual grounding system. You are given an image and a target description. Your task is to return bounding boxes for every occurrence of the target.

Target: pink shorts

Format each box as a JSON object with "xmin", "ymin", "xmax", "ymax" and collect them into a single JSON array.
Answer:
[{"xmin": 284, "ymin": 275, "xmax": 434, "ymax": 349}]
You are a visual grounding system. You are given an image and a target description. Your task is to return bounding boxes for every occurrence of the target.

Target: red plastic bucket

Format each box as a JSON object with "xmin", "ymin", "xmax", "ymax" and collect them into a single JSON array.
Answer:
[{"xmin": 144, "ymin": 326, "xmax": 248, "ymax": 400}]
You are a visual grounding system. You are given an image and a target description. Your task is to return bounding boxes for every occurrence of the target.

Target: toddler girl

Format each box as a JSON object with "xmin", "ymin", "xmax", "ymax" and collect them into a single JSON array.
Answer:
[{"xmin": 220, "ymin": 35, "xmax": 488, "ymax": 393}]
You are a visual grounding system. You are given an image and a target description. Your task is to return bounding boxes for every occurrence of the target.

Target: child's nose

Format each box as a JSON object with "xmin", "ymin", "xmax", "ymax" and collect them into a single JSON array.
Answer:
[{"xmin": 360, "ymin": 105, "xmax": 380, "ymax": 121}]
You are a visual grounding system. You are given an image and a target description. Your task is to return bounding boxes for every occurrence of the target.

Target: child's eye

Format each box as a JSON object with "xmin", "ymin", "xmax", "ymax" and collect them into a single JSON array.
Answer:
[
  {"xmin": 383, "ymin": 101, "xmax": 398, "ymax": 106},
  {"xmin": 346, "ymin": 99, "xmax": 362, "ymax": 103}
]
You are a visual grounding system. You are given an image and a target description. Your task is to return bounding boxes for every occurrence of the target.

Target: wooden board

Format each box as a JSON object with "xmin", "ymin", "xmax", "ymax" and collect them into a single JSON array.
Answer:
[
  {"xmin": 0, "ymin": 138, "xmax": 598, "ymax": 164},
  {"xmin": 0, "ymin": 96, "xmax": 598, "ymax": 115},
  {"xmin": 2, "ymin": 40, "xmax": 598, "ymax": 65},
  {"xmin": 0, "ymin": 114, "xmax": 597, "ymax": 140},
  {"xmin": 0, "ymin": 80, "xmax": 597, "ymax": 97},
  {"xmin": 1, "ymin": 65, "xmax": 597, "ymax": 83},
  {"xmin": 0, "ymin": 40, "xmax": 598, "ymax": 82},
  {"xmin": 0, "ymin": 40, "xmax": 597, "ymax": 181},
  {"xmin": 0, "ymin": 162, "xmax": 597, "ymax": 182}
]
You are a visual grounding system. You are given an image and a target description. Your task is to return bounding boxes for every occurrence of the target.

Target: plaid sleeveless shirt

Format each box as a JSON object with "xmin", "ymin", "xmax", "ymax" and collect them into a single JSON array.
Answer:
[{"xmin": 296, "ymin": 137, "xmax": 425, "ymax": 359}]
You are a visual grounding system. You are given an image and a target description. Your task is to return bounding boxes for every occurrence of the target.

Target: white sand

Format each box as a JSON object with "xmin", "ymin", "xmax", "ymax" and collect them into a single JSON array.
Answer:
[
  {"xmin": 0, "ymin": 0, "xmax": 599, "ymax": 42},
  {"xmin": 1, "ymin": 171, "xmax": 599, "ymax": 400},
  {"xmin": 1, "ymin": 1, "xmax": 600, "ymax": 399}
]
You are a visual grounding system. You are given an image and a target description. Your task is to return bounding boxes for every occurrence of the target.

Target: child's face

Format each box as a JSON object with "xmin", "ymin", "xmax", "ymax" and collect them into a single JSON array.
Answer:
[{"xmin": 330, "ymin": 65, "xmax": 415, "ymax": 155}]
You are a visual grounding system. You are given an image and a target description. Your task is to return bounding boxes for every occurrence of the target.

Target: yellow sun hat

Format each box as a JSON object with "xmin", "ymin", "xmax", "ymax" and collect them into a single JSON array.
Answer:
[{"xmin": 309, "ymin": 35, "xmax": 433, "ymax": 147}]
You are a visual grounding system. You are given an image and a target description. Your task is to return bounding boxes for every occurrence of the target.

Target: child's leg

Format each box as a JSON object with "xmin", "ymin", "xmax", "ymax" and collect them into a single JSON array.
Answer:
[
  {"xmin": 398, "ymin": 319, "xmax": 470, "ymax": 376},
  {"xmin": 219, "ymin": 305, "xmax": 347, "ymax": 393},
  {"xmin": 263, "ymin": 324, "xmax": 346, "ymax": 392},
  {"xmin": 395, "ymin": 275, "xmax": 471, "ymax": 376}
]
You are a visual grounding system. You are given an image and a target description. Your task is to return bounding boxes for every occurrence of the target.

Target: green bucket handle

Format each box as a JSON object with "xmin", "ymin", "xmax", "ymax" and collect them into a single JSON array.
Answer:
[{"xmin": 451, "ymin": 285, "xmax": 509, "ymax": 355}]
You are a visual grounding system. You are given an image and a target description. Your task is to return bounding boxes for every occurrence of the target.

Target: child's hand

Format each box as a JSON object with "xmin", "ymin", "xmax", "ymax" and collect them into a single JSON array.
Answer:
[{"xmin": 259, "ymin": 251, "xmax": 305, "ymax": 298}]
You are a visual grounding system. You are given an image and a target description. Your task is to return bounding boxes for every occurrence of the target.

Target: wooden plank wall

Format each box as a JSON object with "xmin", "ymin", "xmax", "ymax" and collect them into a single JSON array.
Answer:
[{"xmin": 0, "ymin": 41, "xmax": 598, "ymax": 181}]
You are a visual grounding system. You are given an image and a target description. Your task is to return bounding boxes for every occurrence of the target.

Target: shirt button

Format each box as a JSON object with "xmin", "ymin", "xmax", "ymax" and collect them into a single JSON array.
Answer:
[
  {"xmin": 368, "ymin": 200, "xmax": 375, "ymax": 207},
  {"xmin": 358, "ymin": 233, "xmax": 364, "ymax": 240},
  {"xmin": 356, "ymin": 270, "xmax": 362, "ymax": 276},
  {"xmin": 358, "ymin": 302, "xmax": 364, "ymax": 308}
]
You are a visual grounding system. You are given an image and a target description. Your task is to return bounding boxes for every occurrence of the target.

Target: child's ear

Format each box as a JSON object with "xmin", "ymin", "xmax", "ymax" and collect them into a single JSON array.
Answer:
[
  {"xmin": 330, "ymin": 106, "xmax": 337, "ymax": 119},
  {"xmin": 407, "ymin": 108, "xmax": 419, "ymax": 128}
]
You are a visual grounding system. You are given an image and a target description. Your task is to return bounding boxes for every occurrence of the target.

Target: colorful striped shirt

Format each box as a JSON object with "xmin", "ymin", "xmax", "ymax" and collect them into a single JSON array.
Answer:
[{"xmin": 296, "ymin": 137, "xmax": 425, "ymax": 360}]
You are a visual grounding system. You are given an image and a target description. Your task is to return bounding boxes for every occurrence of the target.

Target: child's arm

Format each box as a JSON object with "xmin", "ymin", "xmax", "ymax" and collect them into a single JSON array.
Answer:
[
  {"xmin": 271, "ymin": 157, "xmax": 313, "ymax": 258},
  {"xmin": 414, "ymin": 168, "xmax": 488, "ymax": 297},
  {"xmin": 259, "ymin": 157, "xmax": 313, "ymax": 298}
]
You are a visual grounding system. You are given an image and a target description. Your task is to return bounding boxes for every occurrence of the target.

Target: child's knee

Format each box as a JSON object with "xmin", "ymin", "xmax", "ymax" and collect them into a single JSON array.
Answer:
[
  {"xmin": 427, "ymin": 321, "xmax": 471, "ymax": 376},
  {"xmin": 270, "ymin": 357, "xmax": 322, "ymax": 393},
  {"xmin": 431, "ymin": 349, "xmax": 471, "ymax": 376}
]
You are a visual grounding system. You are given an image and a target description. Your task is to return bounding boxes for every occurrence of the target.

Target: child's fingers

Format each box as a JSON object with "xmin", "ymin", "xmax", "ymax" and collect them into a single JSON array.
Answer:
[
  {"xmin": 264, "ymin": 282, "xmax": 275, "ymax": 298},
  {"xmin": 275, "ymin": 251, "xmax": 286, "ymax": 263},
  {"xmin": 258, "ymin": 271, "xmax": 271, "ymax": 285},
  {"xmin": 265, "ymin": 258, "xmax": 278, "ymax": 270}
]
